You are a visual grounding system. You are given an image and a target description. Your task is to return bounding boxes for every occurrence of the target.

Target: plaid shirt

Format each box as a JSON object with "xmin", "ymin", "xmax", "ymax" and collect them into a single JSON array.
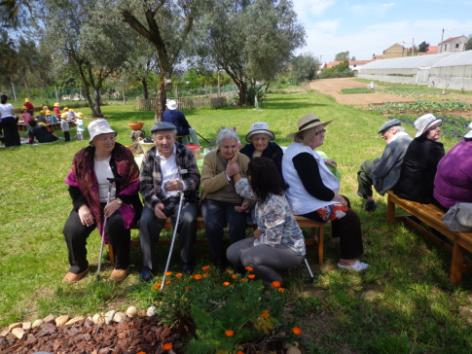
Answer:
[{"xmin": 140, "ymin": 143, "xmax": 200, "ymax": 208}]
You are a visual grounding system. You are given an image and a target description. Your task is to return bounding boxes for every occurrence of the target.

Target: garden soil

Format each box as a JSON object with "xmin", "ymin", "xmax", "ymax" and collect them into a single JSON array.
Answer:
[{"xmin": 0, "ymin": 317, "xmax": 186, "ymax": 354}]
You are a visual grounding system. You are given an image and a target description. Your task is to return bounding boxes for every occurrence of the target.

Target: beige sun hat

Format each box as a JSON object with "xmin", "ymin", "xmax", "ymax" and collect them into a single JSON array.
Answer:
[
  {"xmin": 245, "ymin": 122, "xmax": 275, "ymax": 142},
  {"xmin": 288, "ymin": 113, "xmax": 332, "ymax": 138},
  {"xmin": 88, "ymin": 118, "xmax": 116, "ymax": 143},
  {"xmin": 414, "ymin": 113, "xmax": 442, "ymax": 138},
  {"xmin": 464, "ymin": 122, "xmax": 472, "ymax": 139}
]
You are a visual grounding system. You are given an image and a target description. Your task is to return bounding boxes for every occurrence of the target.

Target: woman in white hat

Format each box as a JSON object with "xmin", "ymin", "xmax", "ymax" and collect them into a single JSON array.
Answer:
[
  {"xmin": 240, "ymin": 122, "xmax": 285, "ymax": 186},
  {"xmin": 434, "ymin": 122, "xmax": 472, "ymax": 209},
  {"xmin": 62, "ymin": 119, "xmax": 142, "ymax": 283},
  {"xmin": 394, "ymin": 113, "xmax": 445, "ymax": 203},
  {"xmin": 282, "ymin": 114, "xmax": 368, "ymax": 272}
]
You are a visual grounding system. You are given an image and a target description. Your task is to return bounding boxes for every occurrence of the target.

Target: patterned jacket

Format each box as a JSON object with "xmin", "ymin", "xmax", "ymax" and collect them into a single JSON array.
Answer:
[{"xmin": 140, "ymin": 143, "xmax": 200, "ymax": 208}]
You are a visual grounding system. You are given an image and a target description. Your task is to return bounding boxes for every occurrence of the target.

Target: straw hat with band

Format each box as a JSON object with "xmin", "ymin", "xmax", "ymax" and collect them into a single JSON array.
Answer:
[
  {"xmin": 245, "ymin": 122, "xmax": 275, "ymax": 142},
  {"xmin": 289, "ymin": 113, "xmax": 332, "ymax": 138},
  {"xmin": 88, "ymin": 118, "xmax": 116, "ymax": 143}
]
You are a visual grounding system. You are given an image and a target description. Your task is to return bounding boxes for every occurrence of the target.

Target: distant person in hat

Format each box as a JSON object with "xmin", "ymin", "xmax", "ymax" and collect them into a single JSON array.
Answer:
[
  {"xmin": 282, "ymin": 113, "xmax": 368, "ymax": 272},
  {"xmin": 162, "ymin": 99, "xmax": 192, "ymax": 143},
  {"xmin": 138, "ymin": 121, "xmax": 200, "ymax": 281},
  {"xmin": 27, "ymin": 119, "xmax": 59, "ymax": 144},
  {"xmin": 62, "ymin": 119, "xmax": 142, "ymax": 283},
  {"xmin": 53, "ymin": 102, "xmax": 61, "ymax": 120},
  {"xmin": 240, "ymin": 122, "xmax": 286, "ymax": 187},
  {"xmin": 357, "ymin": 119, "xmax": 412, "ymax": 212},
  {"xmin": 434, "ymin": 122, "xmax": 472, "ymax": 209},
  {"xmin": 0, "ymin": 94, "xmax": 21, "ymax": 147},
  {"xmin": 394, "ymin": 113, "xmax": 445, "ymax": 203},
  {"xmin": 23, "ymin": 97, "xmax": 34, "ymax": 115}
]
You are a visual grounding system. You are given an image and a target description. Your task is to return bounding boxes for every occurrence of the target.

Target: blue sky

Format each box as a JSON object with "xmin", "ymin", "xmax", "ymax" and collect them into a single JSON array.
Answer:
[{"xmin": 293, "ymin": 0, "xmax": 472, "ymax": 62}]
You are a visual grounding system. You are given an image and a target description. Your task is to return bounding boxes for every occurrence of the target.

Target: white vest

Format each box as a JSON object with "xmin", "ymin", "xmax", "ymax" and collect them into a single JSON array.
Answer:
[{"xmin": 282, "ymin": 142, "xmax": 339, "ymax": 215}]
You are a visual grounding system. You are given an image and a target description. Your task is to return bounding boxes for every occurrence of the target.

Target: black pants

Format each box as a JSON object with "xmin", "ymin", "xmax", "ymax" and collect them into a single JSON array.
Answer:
[
  {"xmin": 63, "ymin": 209, "xmax": 130, "ymax": 274},
  {"xmin": 301, "ymin": 209, "xmax": 364, "ymax": 260},
  {"xmin": 357, "ymin": 159, "xmax": 378, "ymax": 199},
  {"xmin": 1, "ymin": 117, "xmax": 20, "ymax": 147},
  {"xmin": 64, "ymin": 131, "xmax": 70, "ymax": 142},
  {"xmin": 139, "ymin": 202, "xmax": 197, "ymax": 272}
]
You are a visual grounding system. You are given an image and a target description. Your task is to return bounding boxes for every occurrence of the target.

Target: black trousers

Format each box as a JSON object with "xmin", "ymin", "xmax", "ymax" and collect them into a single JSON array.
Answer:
[
  {"xmin": 63, "ymin": 209, "xmax": 130, "ymax": 274},
  {"xmin": 64, "ymin": 131, "xmax": 70, "ymax": 142},
  {"xmin": 357, "ymin": 159, "xmax": 378, "ymax": 199},
  {"xmin": 301, "ymin": 209, "xmax": 364, "ymax": 260},
  {"xmin": 1, "ymin": 117, "xmax": 20, "ymax": 147}
]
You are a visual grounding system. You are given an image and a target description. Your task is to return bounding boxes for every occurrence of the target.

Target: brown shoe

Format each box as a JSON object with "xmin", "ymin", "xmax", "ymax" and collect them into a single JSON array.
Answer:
[
  {"xmin": 110, "ymin": 268, "xmax": 129, "ymax": 282},
  {"xmin": 63, "ymin": 269, "xmax": 88, "ymax": 283}
]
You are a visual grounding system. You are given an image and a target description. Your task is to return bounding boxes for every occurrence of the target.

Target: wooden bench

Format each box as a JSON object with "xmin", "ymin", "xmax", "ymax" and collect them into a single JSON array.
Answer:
[
  {"xmin": 387, "ymin": 191, "xmax": 472, "ymax": 284},
  {"xmin": 108, "ymin": 215, "xmax": 325, "ymax": 266}
]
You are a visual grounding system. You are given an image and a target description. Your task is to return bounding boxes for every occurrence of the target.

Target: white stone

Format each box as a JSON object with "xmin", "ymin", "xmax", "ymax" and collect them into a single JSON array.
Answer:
[
  {"xmin": 146, "ymin": 305, "xmax": 156, "ymax": 317},
  {"xmin": 32, "ymin": 319, "xmax": 43, "ymax": 328},
  {"xmin": 0, "ymin": 328, "xmax": 10, "ymax": 337},
  {"xmin": 126, "ymin": 306, "xmax": 137, "ymax": 318},
  {"xmin": 11, "ymin": 327, "xmax": 25, "ymax": 340},
  {"xmin": 92, "ymin": 313, "xmax": 105, "ymax": 325},
  {"xmin": 113, "ymin": 312, "xmax": 127, "ymax": 323},
  {"xmin": 43, "ymin": 314, "xmax": 55, "ymax": 323},
  {"xmin": 65, "ymin": 316, "xmax": 84, "ymax": 326},
  {"xmin": 105, "ymin": 310, "xmax": 116, "ymax": 325},
  {"xmin": 7, "ymin": 322, "xmax": 21, "ymax": 332},
  {"xmin": 286, "ymin": 345, "xmax": 302, "ymax": 354},
  {"xmin": 55, "ymin": 315, "xmax": 70, "ymax": 327},
  {"xmin": 22, "ymin": 322, "xmax": 31, "ymax": 331}
]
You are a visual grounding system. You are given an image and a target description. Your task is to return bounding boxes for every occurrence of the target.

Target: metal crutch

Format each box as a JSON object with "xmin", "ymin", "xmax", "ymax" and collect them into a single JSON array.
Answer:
[
  {"xmin": 96, "ymin": 177, "xmax": 116, "ymax": 276},
  {"xmin": 159, "ymin": 191, "xmax": 185, "ymax": 291},
  {"xmin": 304, "ymin": 257, "xmax": 315, "ymax": 280}
]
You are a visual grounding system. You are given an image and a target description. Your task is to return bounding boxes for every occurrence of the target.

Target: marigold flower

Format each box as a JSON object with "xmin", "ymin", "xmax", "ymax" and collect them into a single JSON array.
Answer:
[
  {"xmin": 162, "ymin": 342, "xmax": 173, "ymax": 351},
  {"xmin": 193, "ymin": 273, "xmax": 203, "ymax": 280},
  {"xmin": 202, "ymin": 273, "xmax": 209, "ymax": 278},
  {"xmin": 292, "ymin": 326, "xmax": 302, "ymax": 336},
  {"xmin": 175, "ymin": 273, "xmax": 183, "ymax": 279},
  {"xmin": 152, "ymin": 282, "xmax": 160, "ymax": 290},
  {"xmin": 136, "ymin": 351, "xmax": 146, "ymax": 354},
  {"xmin": 278, "ymin": 287, "xmax": 286, "ymax": 294},
  {"xmin": 231, "ymin": 274, "xmax": 238, "ymax": 280},
  {"xmin": 236, "ymin": 351, "xmax": 245, "ymax": 354},
  {"xmin": 202, "ymin": 265, "xmax": 210, "ymax": 272},
  {"xmin": 165, "ymin": 280, "xmax": 171, "ymax": 286},
  {"xmin": 247, "ymin": 274, "xmax": 256, "ymax": 280},
  {"xmin": 245, "ymin": 266, "xmax": 254, "ymax": 272},
  {"xmin": 240, "ymin": 277, "xmax": 248, "ymax": 283},
  {"xmin": 260, "ymin": 310, "xmax": 270, "ymax": 319},
  {"xmin": 224, "ymin": 329, "xmax": 234, "ymax": 337},
  {"xmin": 223, "ymin": 281, "xmax": 231, "ymax": 286},
  {"xmin": 165, "ymin": 271, "xmax": 172, "ymax": 276},
  {"xmin": 271, "ymin": 281, "xmax": 281, "ymax": 288}
]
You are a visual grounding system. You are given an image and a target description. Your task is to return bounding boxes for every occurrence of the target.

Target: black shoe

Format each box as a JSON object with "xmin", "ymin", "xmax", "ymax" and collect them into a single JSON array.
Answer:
[
  {"xmin": 140, "ymin": 268, "xmax": 153, "ymax": 282},
  {"xmin": 364, "ymin": 199, "xmax": 377, "ymax": 212}
]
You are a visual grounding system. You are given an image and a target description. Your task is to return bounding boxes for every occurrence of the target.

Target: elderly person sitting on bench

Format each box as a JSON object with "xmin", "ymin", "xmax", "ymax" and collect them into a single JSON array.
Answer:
[
  {"xmin": 139, "ymin": 122, "xmax": 200, "ymax": 281},
  {"xmin": 357, "ymin": 119, "xmax": 412, "ymax": 212}
]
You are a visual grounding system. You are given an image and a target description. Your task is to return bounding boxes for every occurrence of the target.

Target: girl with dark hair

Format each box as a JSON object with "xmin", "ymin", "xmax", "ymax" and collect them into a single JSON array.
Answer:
[
  {"xmin": 0, "ymin": 94, "xmax": 21, "ymax": 147},
  {"xmin": 226, "ymin": 157, "xmax": 306, "ymax": 284}
]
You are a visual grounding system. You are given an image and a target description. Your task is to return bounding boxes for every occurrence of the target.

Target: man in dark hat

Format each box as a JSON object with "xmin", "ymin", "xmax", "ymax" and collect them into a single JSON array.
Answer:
[
  {"xmin": 138, "ymin": 122, "xmax": 200, "ymax": 281},
  {"xmin": 357, "ymin": 119, "xmax": 412, "ymax": 211}
]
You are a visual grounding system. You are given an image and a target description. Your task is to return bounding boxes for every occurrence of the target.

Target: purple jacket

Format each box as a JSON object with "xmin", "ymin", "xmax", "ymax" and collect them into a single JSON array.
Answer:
[{"xmin": 434, "ymin": 139, "xmax": 472, "ymax": 208}]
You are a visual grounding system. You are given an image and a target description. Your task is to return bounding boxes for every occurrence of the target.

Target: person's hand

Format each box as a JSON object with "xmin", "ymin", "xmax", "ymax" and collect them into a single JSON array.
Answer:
[
  {"xmin": 234, "ymin": 200, "xmax": 250, "ymax": 213},
  {"xmin": 78, "ymin": 205, "xmax": 94, "ymax": 227},
  {"xmin": 154, "ymin": 202, "xmax": 167, "ymax": 220},
  {"xmin": 104, "ymin": 198, "xmax": 122, "ymax": 218},
  {"xmin": 225, "ymin": 154, "xmax": 240, "ymax": 177},
  {"xmin": 333, "ymin": 194, "xmax": 348, "ymax": 206},
  {"xmin": 165, "ymin": 180, "xmax": 183, "ymax": 192},
  {"xmin": 325, "ymin": 159, "xmax": 337, "ymax": 168},
  {"xmin": 253, "ymin": 228, "xmax": 261, "ymax": 238}
]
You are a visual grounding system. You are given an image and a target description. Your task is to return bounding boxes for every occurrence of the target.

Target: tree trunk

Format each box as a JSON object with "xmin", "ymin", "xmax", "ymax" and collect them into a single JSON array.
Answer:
[
  {"xmin": 93, "ymin": 88, "xmax": 103, "ymax": 117},
  {"xmin": 142, "ymin": 77, "xmax": 149, "ymax": 100},
  {"xmin": 237, "ymin": 81, "xmax": 248, "ymax": 106},
  {"xmin": 10, "ymin": 79, "xmax": 17, "ymax": 101},
  {"xmin": 155, "ymin": 72, "xmax": 167, "ymax": 122}
]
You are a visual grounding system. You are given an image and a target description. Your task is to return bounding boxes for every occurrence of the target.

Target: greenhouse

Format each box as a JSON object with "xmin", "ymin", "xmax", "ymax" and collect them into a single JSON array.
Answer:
[{"xmin": 358, "ymin": 50, "xmax": 472, "ymax": 91}]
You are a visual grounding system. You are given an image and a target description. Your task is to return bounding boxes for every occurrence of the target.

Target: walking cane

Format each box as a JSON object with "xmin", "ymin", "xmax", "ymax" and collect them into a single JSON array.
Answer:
[
  {"xmin": 304, "ymin": 257, "xmax": 315, "ymax": 280},
  {"xmin": 159, "ymin": 191, "xmax": 185, "ymax": 291},
  {"xmin": 96, "ymin": 177, "xmax": 116, "ymax": 276}
]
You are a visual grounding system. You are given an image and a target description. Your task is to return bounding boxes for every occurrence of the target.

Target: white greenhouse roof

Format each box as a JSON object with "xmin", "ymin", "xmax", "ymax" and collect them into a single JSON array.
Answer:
[{"xmin": 360, "ymin": 51, "xmax": 472, "ymax": 70}]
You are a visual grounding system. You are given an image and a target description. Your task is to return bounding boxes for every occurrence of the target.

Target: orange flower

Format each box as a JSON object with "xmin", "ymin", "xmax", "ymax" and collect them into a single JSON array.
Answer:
[
  {"xmin": 292, "ymin": 326, "xmax": 302, "ymax": 336},
  {"xmin": 152, "ymin": 282, "xmax": 160, "ymax": 290},
  {"xmin": 271, "ymin": 281, "xmax": 281, "ymax": 288},
  {"xmin": 165, "ymin": 280, "xmax": 171, "ymax": 286},
  {"xmin": 223, "ymin": 281, "xmax": 231, "ymax": 287},
  {"xmin": 202, "ymin": 273, "xmax": 209, "ymax": 279},
  {"xmin": 175, "ymin": 273, "xmax": 183, "ymax": 279},
  {"xmin": 162, "ymin": 342, "xmax": 173, "ymax": 351},
  {"xmin": 260, "ymin": 310, "xmax": 270, "ymax": 319},
  {"xmin": 231, "ymin": 274, "xmax": 239, "ymax": 280},
  {"xmin": 136, "ymin": 351, "xmax": 146, "ymax": 354},
  {"xmin": 245, "ymin": 266, "xmax": 254, "ymax": 272},
  {"xmin": 165, "ymin": 271, "xmax": 172, "ymax": 276},
  {"xmin": 224, "ymin": 329, "xmax": 234, "ymax": 337},
  {"xmin": 202, "ymin": 265, "xmax": 210, "ymax": 272},
  {"xmin": 236, "ymin": 351, "xmax": 245, "ymax": 354},
  {"xmin": 247, "ymin": 274, "xmax": 256, "ymax": 280},
  {"xmin": 240, "ymin": 277, "xmax": 248, "ymax": 283},
  {"xmin": 278, "ymin": 287, "xmax": 286, "ymax": 294},
  {"xmin": 193, "ymin": 273, "xmax": 203, "ymax": 280}
]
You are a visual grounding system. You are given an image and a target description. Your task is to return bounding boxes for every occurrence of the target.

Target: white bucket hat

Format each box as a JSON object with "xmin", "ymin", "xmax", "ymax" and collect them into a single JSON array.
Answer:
[
  {"xmin": 88, "ymin": 118, "xmax": 116, "ymax": 143},
  {"xmin": 464, "ymin": 122, "xmax": 472, "ymax": 139},
  {"xmin": 166, "ymin": 99, "xmax": 178, "ymax": 110},
  {"xmin": 414, "ymin": 113, "xmax": 442, "ymax": 138},
  {"xmin": 245, "ymin": 122, "xmax": 275, "ymax": 142}
]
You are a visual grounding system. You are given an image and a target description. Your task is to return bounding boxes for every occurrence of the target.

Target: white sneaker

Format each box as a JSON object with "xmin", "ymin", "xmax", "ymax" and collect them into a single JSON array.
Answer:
[{"xmin": 337, "ymin": 260, "xmax": 369, "ymax": 272}]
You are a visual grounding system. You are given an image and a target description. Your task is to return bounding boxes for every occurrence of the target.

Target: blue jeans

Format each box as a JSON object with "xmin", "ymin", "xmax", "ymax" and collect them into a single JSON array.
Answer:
[{"xmin": 202, "ymin": 199, "xmax": 247, "ymax": 268}]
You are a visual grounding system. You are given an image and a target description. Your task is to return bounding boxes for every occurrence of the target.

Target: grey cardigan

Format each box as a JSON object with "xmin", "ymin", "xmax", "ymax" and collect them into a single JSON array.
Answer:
[{"xmin": 372, "ymin": 132, "xmax": 412, "ymax": 195}]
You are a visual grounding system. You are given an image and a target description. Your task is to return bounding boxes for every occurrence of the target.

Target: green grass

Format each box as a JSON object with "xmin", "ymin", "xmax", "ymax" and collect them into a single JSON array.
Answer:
[{"xmin": 1, "ymin": 89, "xmax": 472, "ymax": 353}]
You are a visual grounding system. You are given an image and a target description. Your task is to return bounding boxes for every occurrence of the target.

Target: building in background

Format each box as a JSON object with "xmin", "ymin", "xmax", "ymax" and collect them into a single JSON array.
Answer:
[{"xmin": 438, "ymin": 36, "xmax": 468, "ymax": 53}]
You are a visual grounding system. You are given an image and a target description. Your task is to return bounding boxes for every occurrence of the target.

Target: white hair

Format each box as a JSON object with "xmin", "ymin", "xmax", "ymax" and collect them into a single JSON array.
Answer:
[{"xmin": 216, "ymin": 128, "xmax": 239, "ymax": 146}]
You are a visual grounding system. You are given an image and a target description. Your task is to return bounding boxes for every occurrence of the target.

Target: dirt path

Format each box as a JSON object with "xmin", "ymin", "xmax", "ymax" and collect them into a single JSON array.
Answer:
[{"xmin": 307, "ymin": 78, "xmax": 417, "ymax": 106}]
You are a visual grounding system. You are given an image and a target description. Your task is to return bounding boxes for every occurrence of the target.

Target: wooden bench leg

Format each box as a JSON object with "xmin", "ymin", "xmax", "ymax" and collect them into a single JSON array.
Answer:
[
  {"xmin": 387, "ymin": 196, "xmax": 395, "ymax": 223},
  {"xmin": 450, "ymin": 242, "xmax": 464, "ymax": 284},
  {"xmin": 107, "ymin": 243, "xmax": 115, "ymax": 264},
  {"xmin": 317, "ymin": 226, "xmax": 324, "ymax": 266}
]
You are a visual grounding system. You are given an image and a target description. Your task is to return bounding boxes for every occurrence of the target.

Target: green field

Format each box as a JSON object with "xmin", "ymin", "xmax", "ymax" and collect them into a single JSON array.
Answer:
[{"xmin": 1, "ymin": 88, "xmax": 471, "ymax": 352}]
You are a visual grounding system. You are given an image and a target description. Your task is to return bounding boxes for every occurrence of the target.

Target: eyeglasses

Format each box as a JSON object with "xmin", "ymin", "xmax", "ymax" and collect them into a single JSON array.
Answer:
[{"xmin": 314, "ymin": 129, "xmax": 326, "ymax": 136}]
